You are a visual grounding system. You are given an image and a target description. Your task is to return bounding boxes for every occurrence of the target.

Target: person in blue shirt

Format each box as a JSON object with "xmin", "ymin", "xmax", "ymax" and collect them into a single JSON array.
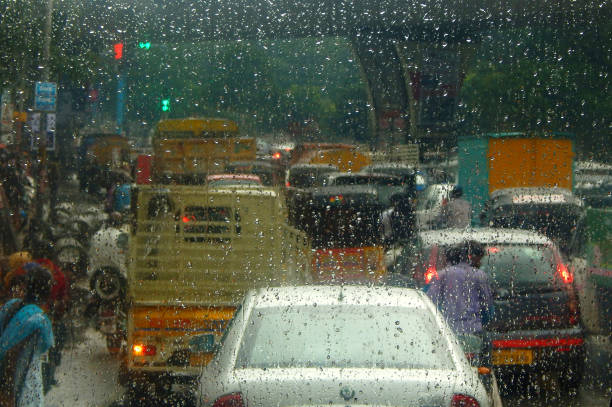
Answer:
[
  {"xmin": 0, "ymin": 265, "xmax": 55, "ymax": 407},
  {"xmin": 426, "ymin": 241, "xmax": 493, "ymax": 335}
]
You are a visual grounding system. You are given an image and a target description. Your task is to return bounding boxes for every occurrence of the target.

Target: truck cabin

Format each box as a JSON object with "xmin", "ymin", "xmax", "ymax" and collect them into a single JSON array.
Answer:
[{"xmin": 482, "ymin": 187, "xmax": 584, "ymax": 254}]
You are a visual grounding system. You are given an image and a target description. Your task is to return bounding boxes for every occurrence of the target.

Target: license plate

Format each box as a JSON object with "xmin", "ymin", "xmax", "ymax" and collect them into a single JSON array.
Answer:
[{"xmin": 492, "ymin": 349, "xmax": 533, "ymax": 365}]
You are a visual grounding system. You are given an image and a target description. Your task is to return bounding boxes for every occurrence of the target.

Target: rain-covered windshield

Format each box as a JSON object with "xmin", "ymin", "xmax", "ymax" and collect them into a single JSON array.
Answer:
[{"xmin": 0, "ymin": 0, "xmax": 609, "ymax": 405}]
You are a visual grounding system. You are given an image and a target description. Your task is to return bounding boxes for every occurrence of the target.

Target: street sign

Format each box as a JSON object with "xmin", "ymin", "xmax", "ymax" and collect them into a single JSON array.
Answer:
[
  {"xmin": 29, "ymin": 112, "xmax": 41, "ymax": 133},
  {"xmin": 46, "ymin": 113, "xmax": 56, "ymax": 151},
  {"xmin": 46, "ymin": 113, "xmax": 56, "ymax": 132},
  {"xmin": 34, "ymin": 81, "xmax": 57, "ymax": 112}
]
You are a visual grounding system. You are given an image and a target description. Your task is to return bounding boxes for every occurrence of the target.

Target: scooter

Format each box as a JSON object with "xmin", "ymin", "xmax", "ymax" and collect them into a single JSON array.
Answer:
[{"xmin": 95, "ymin": 298, "xmax": 127, "ymax": 355}]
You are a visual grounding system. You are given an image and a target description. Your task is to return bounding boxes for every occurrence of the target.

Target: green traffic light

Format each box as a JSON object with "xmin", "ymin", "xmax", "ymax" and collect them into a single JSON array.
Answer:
[
  {"xmin": 161, "ymin": 99, "xmax": 170, "ymax": 112},
  {"xmin": 139, "ymin": 41, "xmax": 151, "ymax": 49}
]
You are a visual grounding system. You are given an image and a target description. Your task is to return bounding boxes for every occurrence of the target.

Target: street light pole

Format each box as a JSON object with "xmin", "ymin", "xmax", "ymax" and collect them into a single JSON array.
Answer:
[
  {"xmin": 42, "ymin": 0, "xmax": 54, "ymax": 82},
  {"xmin": 30, "ymin": 0, "xmax": 54, "ymax": 256}
]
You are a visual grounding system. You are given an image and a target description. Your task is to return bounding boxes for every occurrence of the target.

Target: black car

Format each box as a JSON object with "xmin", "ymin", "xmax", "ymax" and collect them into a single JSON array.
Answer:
[{"xmin": 391, "ymin": 227, "xmax": 585, "ymax": 393}]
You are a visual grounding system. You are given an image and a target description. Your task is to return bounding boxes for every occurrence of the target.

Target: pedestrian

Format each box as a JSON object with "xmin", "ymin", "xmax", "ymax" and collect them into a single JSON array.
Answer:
[
  {"xmin": 35, "ymin": 259, "xmax": 69, "ymax": 392},
  {"xmin": 3, "ymin": 252, "xmax": 33, "ymax": 300},
  {"xmin": 438, "ymin": 185, "xmax": 472, "ymax": 228},
  {"xmin": 426, "ymin": 240, "xmax": 493, "ymax": 335},
  {"xmin": 0, "ymin": 264, "xmax": 54, "ymax": 407}
]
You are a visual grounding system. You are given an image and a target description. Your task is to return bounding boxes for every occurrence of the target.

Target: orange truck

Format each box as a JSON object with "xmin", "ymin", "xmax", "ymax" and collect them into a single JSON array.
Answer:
[
  {"xmin": 457, "ymin": 132, "xmax": 575, "ymax": 224},
  {"xmin": 290, "ymin": 143, "xmax": 371, "ymax": 173},
  {"xmin": 152, "ymin": 118, "xmax": 256, "ymax": 181}
]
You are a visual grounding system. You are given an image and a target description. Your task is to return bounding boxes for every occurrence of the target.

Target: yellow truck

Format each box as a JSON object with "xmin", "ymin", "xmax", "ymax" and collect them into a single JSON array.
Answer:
[
  {"xmin": 152, "ymin": 118, "xmax": 256, "ymax": 182},
  {"xmin": 124, "ymin": 184, "xmax": 311, "ymax": 396},
  {"xmin": 290, "ymin": 143, "xmax": 372, "ymax": 173}
]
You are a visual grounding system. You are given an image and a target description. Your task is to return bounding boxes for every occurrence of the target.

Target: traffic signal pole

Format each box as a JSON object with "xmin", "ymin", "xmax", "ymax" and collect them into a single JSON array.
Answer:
[
  {"xmin": 116, "ymin": 72, "xmax": 126, "ymax": 135},
  {"xmin": 114, "ymin": 42, "xmax": 126, "ymax": 135}
]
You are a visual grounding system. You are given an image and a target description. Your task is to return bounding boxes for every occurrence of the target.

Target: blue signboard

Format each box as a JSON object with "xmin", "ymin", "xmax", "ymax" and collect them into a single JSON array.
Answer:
[{"xmin": 34, "ymin": 81, "xmax": 57, "ymax": 112}]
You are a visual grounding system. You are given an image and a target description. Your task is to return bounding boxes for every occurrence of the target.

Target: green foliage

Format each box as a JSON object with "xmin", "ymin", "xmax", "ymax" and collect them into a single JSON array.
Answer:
[
  {"xmin": 458, "ymin": 22, "xmax": 611, "ymax": 155},
  {"xmin": 126, "ymin": 38, "xmax": 368, "ymax": 139}
]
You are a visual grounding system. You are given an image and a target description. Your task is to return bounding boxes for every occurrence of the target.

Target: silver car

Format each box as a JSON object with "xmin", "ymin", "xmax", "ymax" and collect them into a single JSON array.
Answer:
[{"xmin": 197, "ymin": 285, "xmax": 496, "ymax": 407}]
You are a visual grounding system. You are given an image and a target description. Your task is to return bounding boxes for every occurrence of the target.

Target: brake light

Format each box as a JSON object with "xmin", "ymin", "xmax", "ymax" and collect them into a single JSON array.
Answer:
[
  {"xmin": 557, "ymin": 263, "xmax": 573, "ymax": 284},
  {"xmin": 424, "ymin": 265, "xmax": 438, "ymax": 284},
  {"xmin": 132, "ymin": 344, "xmax": 156, "ymax": 356},
  {"xmin": 451, "ymin": 394, "xmax": 480, "ymax": 407},
  {"xmin": 329, "ymin": 194, "xmax": 344, "ymax": 204},
  {"xmin": 182, "ymin": 215, "xmax": 196, "ymax": 223},
  {"xmin": 213, "ymin": 393, "xmax": 244, "ymax": 407},
  {"xmin": 492, "ymin": 337, "xmax": 584, "ymax": 348},
  {"xmin": 272, "ymin": 152, "xmax": 281, "ymax": 159}
]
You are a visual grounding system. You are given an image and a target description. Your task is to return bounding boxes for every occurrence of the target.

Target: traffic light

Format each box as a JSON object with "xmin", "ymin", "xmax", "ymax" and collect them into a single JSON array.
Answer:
[
  {"xmin": 138, "ymin": 41, "xmax": 151, "ymax": 50},
  {"xmin": 113, "ymin": 42, "xmax": 124, "ymax": 60},
  {"xmin": 161, "ymin": 99, "xmax": 170, "ymax": 112}
]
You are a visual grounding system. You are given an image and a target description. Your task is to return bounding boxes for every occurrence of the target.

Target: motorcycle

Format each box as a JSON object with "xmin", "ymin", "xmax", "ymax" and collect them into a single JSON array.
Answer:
[
  {"xmin": 86, "ymin": 216, "xmax": 130, "ymax": 354},
  {"xmin": 95, "ymin": 298, "xmax": 127, "ymax": 355}
]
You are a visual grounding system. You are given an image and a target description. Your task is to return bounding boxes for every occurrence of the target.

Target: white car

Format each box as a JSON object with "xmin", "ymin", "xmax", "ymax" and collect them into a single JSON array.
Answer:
[{"xmin": 197, "ymin": 285, "xmax": 499, "ymax": 407}]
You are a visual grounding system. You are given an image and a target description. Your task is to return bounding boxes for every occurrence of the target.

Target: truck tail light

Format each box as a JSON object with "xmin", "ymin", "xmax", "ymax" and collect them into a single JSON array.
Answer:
[
  {"xmin": 213, "ymin": 393, "xmax": 244, "ymax": 407},
  {"xmin": 451, "ymin": 394, "xmax": 480, "ymax": 407},
  {"xmin": 132, "ymin": 344, "xmax": 156, "ymax": 356}
]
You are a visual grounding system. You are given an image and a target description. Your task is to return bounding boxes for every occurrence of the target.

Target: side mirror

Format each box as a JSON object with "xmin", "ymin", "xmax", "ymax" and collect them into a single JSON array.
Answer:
[{"xmin": 189, "ymin": 334, "xmax": 216, "ymax": 353}]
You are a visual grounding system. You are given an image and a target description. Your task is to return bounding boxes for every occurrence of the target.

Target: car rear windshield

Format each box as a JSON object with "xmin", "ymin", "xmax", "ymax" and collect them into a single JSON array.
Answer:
[
  {"xmin": 288, "ymin": 168, "xmax": 335, "ymax": 188},
  {"xmin": 480, "ymin": 245, "xmax": 557, "ymax": 288},
  {"xmin": 236, "ymin": 305, "xmax": 454, "ymax": 370},
  {"xmin": 333, "ymin": 175, "xmax": 402, "ymax": 187},
  {"xmin": 302, "ymin": 205, "xmax": 382, "ymax": 248},
  {"xmin": 491, "ymin": 204, "xmax": 581, "ymax": 252}
]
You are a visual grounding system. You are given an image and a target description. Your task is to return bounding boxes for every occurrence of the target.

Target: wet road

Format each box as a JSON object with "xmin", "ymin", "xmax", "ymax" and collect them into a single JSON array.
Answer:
[{"xmin": 45, "ymin": 325, "xmax": 610, "ymax": 407}]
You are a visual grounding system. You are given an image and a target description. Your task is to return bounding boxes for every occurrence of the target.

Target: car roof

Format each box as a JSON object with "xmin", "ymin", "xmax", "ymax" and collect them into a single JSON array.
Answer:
[
  {"xmin": 207, "ymin": 174, "xmax": 261, "ymax": 182},
  {"xmin": 309, "ymin": 184, "xmax": 380, "ymax": 198},
  {"xmin": 419, "ymin": 227, "xmax": 553, "ymax": 247},
  {"xmin": 249, "ymin": 286, "xmax": 429, "ymax": 309},
  {"xmin": 327, "ymin": 172, "xmax": 402, "ymax": 181},
  {"xmin": 362, "ymin": 163, "xmax": 415, "ymax": 170},
  {"xmin": 288, "ymin": 163, "xmax": 339, "ymax": 170}
]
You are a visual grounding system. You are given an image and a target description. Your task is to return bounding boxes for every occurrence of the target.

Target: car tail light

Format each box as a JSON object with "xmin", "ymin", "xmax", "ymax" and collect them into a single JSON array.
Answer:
[
  {"xmin": 557, "ymin": 263, "xmax": 573, "ymax": 284},
  {"xmin": 132, "ymin": 344, "xmax": 156, "ymax": 356},
  {"xmin": 451, "ymin": 394, "xmax": 480, "ymax": 407},
  {"xmin": 272, "ymin": 152, "xmax": 281, "ymax": 159},
  {"xmin": 213, "ymin": 393, "xmax": 244, "ymax": 407},
  {"xmin": 424, "ymin": 265, "xmax": 438, "ymax": 284},
  {"xmin": 285, "ymin": 181, "xmax": 291, "ymax": 187}
]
